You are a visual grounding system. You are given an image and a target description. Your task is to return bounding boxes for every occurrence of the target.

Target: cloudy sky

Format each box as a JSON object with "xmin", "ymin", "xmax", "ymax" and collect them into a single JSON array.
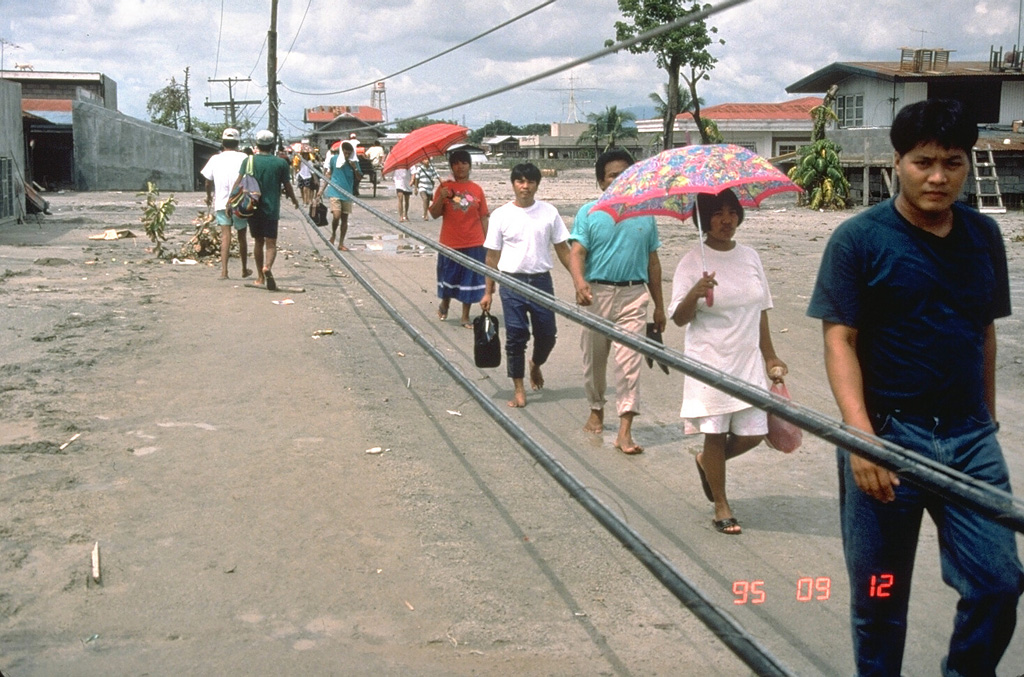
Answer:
[{"xmin": 2, "ymin": 0, "xmax": 1018, "ymax": 136}]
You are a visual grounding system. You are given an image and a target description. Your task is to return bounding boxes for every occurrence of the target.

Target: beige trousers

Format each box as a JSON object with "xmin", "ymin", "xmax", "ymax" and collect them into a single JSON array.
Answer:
[{"xmin": 580, "ymin": 283, "xmax": 649, "ymax": 416}]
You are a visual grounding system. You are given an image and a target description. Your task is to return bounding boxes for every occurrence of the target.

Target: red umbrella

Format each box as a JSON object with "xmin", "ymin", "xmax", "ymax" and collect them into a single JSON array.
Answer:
[{"xmin": 381, "ymin": 123, "xmax": 469, "ymax": 176}]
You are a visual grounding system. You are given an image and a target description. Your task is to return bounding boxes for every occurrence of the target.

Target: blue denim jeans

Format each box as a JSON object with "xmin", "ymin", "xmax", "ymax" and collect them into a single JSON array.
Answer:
[
  {"xmin": 499, "ymin": 273, "xmax": 556, "ymax": 380},
  {"xmin": 837, "ymin": 411, "xmax": 1024, "ymax": 677}
]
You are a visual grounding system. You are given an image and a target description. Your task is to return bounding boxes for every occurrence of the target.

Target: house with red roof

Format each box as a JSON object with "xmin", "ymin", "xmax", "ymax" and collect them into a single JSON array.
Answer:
[
  {"xmin": 304, "ymin": 105, "xmax": 385, "ymax": 154},
  {"xmin": 635, "ymin": 97, "xmax": 822, "ymax": 159}
]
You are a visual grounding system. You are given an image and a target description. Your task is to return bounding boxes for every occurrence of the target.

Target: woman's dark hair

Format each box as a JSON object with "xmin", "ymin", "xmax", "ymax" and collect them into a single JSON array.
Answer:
[
  {"xmin": 595, "ymin": 148, "xmax": 635, "ymax": 184},
  {"xmin": 341, "ymin": 142, "xmax": 353, "ymax": 155},
  {"xmin": 890, "ymin": 99, "xmax": 978, "ymax": 155},
  {"xmin": 695, "ymin": 189, "xmax": 744, "ymax": 233},
  {"xmin": 510, "ymin": 163, "xmax": 542, "ymax": 184},
  {"xmin": 448, "ymin": 149, "xmax": 472, "ymax": 165}
]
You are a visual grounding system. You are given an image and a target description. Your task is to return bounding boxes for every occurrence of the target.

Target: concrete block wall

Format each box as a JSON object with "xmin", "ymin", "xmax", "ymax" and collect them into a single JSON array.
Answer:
[
  {"xmin": 0, "ymin": 79, "xmax": 26, "ymax": 225},
  {"xmin": 72, "ymin": 101, "xmax": 193, "ymax": 191}
]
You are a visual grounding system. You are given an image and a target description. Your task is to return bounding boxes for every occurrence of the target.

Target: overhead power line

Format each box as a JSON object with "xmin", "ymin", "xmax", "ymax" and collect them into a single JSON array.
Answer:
[
  {"xmin": 367, "ymin": 0, "xmax": 751, "ymax": 132},
  {"xmin": 280, "ymin": 0, "xmax": 558, "ymax": 97}
]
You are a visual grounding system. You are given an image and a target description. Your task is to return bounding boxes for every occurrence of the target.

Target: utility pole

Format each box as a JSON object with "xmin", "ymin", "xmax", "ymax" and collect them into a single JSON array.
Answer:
[
  {"xmin": 205, "ymin": 77, "xmax": 260, "ymax": 126},
  {"xmin": 183, "ymin": 67, "xmax": 192, "ymax": 133},
  {"xmin": 268, "ymin": 0, "xmax": 279, "ymax": 146}
]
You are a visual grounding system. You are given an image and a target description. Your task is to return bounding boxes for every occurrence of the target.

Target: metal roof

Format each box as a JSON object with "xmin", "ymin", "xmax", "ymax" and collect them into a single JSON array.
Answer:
[
  {"xmin": 678, "ymin": 97, "xmax": 822, "ymax": 120},
  {"xmin": 787, "ymin": 61, "xmax": 1024, "ymax": 93}
]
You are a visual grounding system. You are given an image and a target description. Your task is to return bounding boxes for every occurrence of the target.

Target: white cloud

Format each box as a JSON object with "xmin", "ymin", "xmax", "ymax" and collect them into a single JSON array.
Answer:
[{"xmin": 4, "ymin": 0, "xmax": 1022, "ymax": 133}]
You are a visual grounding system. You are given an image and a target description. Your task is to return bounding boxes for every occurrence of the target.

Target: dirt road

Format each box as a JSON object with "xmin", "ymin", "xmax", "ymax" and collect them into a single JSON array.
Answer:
[{"xmin": 2, "ymin": 171, "xmax": 1023, "ymax": 675}]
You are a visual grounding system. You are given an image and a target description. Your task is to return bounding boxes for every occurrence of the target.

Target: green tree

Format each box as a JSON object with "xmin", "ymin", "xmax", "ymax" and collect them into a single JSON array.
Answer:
[
  {"xmin": 701, "ymin": 117, "xmax": 724, "ymax": 143},
  {"xmin": 788, "ymin": 140, "xmax": 850, "ymax": 210},
  {"xmin": 577, "ymin": 105, "xmax": 638, "ymax": 154},
  {"xmin": 191, "ymin": 119, "xmax": 255, "ymax": 143},
  {"xmin": 518, "ymin": 123, "xmax": 551, "ymax": 136},
  {"xmin": 146, "ymin": 77, "xmax": 189, "ymax": 130},
  {"xmin": 810, "ymin": 84, "xmax": 839, "ymax": 142},
  {"xmin": 470, "ymin": 119, "xmax": 518, "ymax": 144},
  {"xmin": 789, "ymin": 84, "xmax": 849, "ymax": 210},
  {"xmin": 613, "ymin": 0, "xmax": 724, "ymax": 148},
  {"xmin": 648, "ymin": 84, "xmax": 700, "ymax": 147},
  {"xmin": 392, "ymin": 116, "xmax": 458, "ymax": 133}
]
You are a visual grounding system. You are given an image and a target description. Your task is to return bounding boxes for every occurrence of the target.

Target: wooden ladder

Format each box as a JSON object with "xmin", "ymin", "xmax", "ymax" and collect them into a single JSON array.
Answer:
[{"xmin": 972, "ymin": 147, "xmax": 1006, "ymax": 214}]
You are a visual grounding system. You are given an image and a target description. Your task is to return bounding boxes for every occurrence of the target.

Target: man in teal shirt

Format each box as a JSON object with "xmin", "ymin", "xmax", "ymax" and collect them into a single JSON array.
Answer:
[
  {"xmin": 568, "ymin": 149, "xmax": 666, "ymax": 455},
  {"xmin": 244, "ymin": 129, "xmax": 300, "ymax": 290}
]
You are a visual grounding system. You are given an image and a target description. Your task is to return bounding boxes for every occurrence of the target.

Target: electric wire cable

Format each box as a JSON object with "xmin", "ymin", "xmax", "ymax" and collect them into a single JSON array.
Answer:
[
  {"xmin": 292, "ymin": 201, "xmax": 798, "ymax": 677},
  {"xmin": 301, "ymin": 168, "xmax": 1024, "ymax": 535},
  {"xmin": 280, "ymin": 0, "xmax": 558, "ymax": 97},
  {"xmin": 353, "ymin": 0, "xmax": 750, "ymax": 134}
]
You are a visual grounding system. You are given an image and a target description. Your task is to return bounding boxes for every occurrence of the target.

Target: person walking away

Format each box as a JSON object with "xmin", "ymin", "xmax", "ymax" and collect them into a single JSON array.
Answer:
[
  {"xmin": 481, "ymin": 163, "xmax": 572, "ymax": 408},
  {"xmin": 807, "ymin": 98, "xmax": 1024, "ymax": 677},
  {"xmin": 393, "ymin": 167, "xmax": 412, "ymax": 222},
  {"xmin": 429, "ymin": 149, "xmax": 489, "ymax": 327},
  {"xmin": 201, "ymin": 127, "xmax": 252, "ymax": 280},
  {"xmin": 567, "ymin": 149, "xmax": 666, "ymax": 455},
  {"xmin": 412, "ymin": 158, "xmax": 440, "ymax": 221},
  {"xmin": 243, "ymin": 130, "xmax": 300, "ymax": 291},
  {"xmin": 318, "ymin": 141, "xmax": 361, "ymax": 250},
  {"xmin": 668, "ymin": 189, "xmax": 787, "ymax": 535},
  {"xmin": 295, "ymin": 151, "xmax": 315, "ymax": 206}
]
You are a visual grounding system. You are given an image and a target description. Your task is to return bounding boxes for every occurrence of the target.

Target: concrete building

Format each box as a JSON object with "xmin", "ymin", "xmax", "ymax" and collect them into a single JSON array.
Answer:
[
  {"xmin": 3, "ymin": 70, "xmax": 214, "ymax": 193},
  {"xmin": 513, "ymin": 122, "xmax": 645, "ymax": 162},
  {"xmin": 636, "ymin": 98, "xmax": 822, "ymax": 159},
  {"xmin": 787, "ymin": 47, "xmax": 1024, "ymax": 206}
]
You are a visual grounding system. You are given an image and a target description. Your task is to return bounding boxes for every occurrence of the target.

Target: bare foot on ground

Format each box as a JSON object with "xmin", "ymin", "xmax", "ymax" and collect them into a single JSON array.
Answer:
[
  {"xmin": 614, "ymin": 433, "xmax": 643, "ymax": 455},
  {"xmin": 508, "ymin": 385, "xmax": 527, "ymax": 408},
  {"xmin": 529, "ymin": 361, "xmax": 544, "ymax": 390},
  {"xmin": 583, "ymin": 409, "xmax": 604, "ymax": 434},
  {"xmin": 242, "ymin": 268, "xmax": 253, "ymax": 278}
]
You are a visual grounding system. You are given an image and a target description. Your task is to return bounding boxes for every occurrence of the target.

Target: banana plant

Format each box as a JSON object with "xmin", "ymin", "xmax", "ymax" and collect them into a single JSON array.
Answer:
[
  {"xmin": 138, "ymin": 181, "xmax": 177, "ymax": 256},
  {"xmin": 788, "ymin": 139, "xmax": 850, "ymax": 210}
]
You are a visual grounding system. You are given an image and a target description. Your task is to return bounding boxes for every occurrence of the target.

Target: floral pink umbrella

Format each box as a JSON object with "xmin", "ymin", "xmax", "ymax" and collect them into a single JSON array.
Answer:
[{"xmin": 591, "ymin": 144, "xmax": 802, "ymax": 305}]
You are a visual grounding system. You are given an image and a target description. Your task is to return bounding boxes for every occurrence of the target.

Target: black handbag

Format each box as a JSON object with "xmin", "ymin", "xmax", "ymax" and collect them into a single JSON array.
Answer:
[
  {"xmin": 310, "ymin": 199, "xmax": 328, "ymax": 226},
  {"xmin": 473, "ymin": 311, "xmax": 502, "ymax": 368}
]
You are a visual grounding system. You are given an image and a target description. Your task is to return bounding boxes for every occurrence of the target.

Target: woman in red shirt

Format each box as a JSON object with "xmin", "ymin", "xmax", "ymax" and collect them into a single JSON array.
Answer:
[{"xmin": 428, "ymin": 150, "xmax": 490, "ymax": 327}]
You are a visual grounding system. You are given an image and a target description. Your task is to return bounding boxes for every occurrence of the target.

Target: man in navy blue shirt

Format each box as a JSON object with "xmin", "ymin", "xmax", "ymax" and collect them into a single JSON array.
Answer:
[{"xmin": 808, "ymin": 98, "xmax": 1023, "ymax": 676}]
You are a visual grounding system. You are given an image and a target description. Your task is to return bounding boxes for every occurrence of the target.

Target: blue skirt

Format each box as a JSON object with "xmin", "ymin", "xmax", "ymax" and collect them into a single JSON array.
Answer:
[{"xmin": 437, "ymin": 245, "xmax": 486, "ymax": 303}]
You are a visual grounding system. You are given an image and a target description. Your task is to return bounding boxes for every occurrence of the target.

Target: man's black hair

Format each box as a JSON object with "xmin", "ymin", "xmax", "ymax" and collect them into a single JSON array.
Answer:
[
  {"xmin": 890, "ymin": 98, "xmax": 978, "ymax": 155},
  {"xmin": 448, "ymin": 149, "xmax": 472, "ymax": 165},
  {"xmin": 510, "ymin": 162, "xmax": 541, "ymax": 184},
  {"xmin": 595, "ymin": 148, "xmax": 635, "ymax": 184},
  {"xmin": 695, "ymin": 189, "xmax": 744, "ymax": 233},
  {"xmin": 222, "ymin": 139, "xmax": 240, "ymax": 151},
  {"xmin": 341, "ymin": 141, "xmax": 353, "ymax": 155}
]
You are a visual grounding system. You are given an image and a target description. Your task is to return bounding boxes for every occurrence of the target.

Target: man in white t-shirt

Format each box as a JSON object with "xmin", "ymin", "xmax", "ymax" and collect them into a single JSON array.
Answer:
[
  {"xmin": 481, "ymin": 163, "xmax": 572, "ymax": 408},
  {"xmin": 201, "ymin": 128, "xmax": 252, "ymax": 279}
]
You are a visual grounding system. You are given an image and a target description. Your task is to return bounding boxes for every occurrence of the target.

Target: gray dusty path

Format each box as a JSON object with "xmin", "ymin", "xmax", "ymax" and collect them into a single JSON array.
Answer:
[{"xmin": 2, "ymin": 177, "xmax": 1023, "ymax": 675}]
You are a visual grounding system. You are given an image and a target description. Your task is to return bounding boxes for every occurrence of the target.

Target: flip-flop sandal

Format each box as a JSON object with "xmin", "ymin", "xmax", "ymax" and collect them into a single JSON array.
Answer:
[
  {"xmin": 713, "ymin": 517, "xmax": 742, "ymax": 535},
  {"xmin": 264, "ymin": 270, "xmax": 277, "ymax": 291},
  {"xmin": 437, "ymin": 305, "xmax": 449, "ymax": 321},
  {"xmin": 696, "ymin": 458, "xmax": 714, "ymax": 502}
]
